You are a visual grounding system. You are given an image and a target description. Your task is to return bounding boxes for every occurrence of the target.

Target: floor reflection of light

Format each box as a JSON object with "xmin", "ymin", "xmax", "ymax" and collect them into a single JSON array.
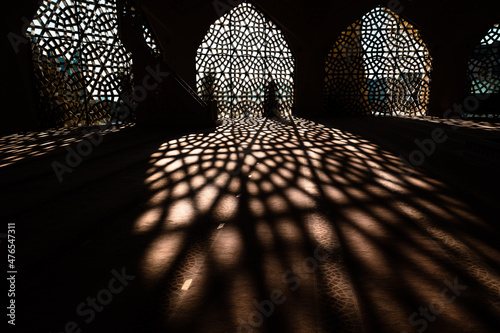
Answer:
[
  {"xmin": 166, "ymin": 199, "xmax": 196, "ymax": 227},
  {"xmin": 213, "ymin": 194, "xmax": 239, "ymax": 221},
  {"xmin": 265, "ymin": 194, "xmax": 289, "ymax": 214},
  {"xmin": 131, "ymin": 117, "xmax": 500, "ymax": 331},
  {"xmin": 170, "ymin": 182, "xmax": 190, "ymax": 199},
  {"xmin": 195, "ymin": 185, "xmax": 218, "ymax": 213},
  {"xmin": 141, "ymin": 233, "xmax": 187, "ymax": 285},
  {"xmin": 296, "ymin": 177, "xmax": 320, "ymax": 197},
  {"xmin": 213, "ymin": 226, "xmax": 243, "ymax": 269},
  {"xmin": 248, "ymin": 197, "xmax": 266, "ymax": 218},
  {"xmin": 0, "ymin": 125, "xmax": 132, "ymax": 168},
  {"xmin": 146, "ymin": 173, "xmax": 168, "ymax": 190},
  {"xmin": 284, "ymin": 188, "xmax": 313, "ymax": 209},
  {"xmin": 147, "ymin": 189, "xmax": 170, "ymax": 207},
  {"xmin": 246, "ymin": 182, "xmax": 259, "ymax": 196},
  {"xmin": 304, "ymin": 212, "xmax": 338, "ymax": 253},
  {"xmin": 181, "ymin": 279, "xmax": 193, "ymax": 291}
]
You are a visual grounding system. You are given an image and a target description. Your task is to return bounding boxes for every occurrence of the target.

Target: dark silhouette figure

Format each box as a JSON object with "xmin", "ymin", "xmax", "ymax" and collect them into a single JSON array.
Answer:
[
  {"xmin": 263, "ymin": 80, "xmax": 280, "ymax": 118},
  {"xmin": 200, "ymin": 73, "xmax": 218, "ymax": 122},
  {"xmin": 200, "ymin": 73, "xmax": 215, "ymax": 102}
]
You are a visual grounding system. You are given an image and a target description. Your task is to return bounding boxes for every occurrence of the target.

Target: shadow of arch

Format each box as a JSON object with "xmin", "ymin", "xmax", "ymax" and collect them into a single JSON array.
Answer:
[
  {"xmin": 196, "ymin": 1, "xmax": 295, "ymax": 119},
  {"xmin": 324, "ymin": 6, "xmax": 432, "ymax": 117}
]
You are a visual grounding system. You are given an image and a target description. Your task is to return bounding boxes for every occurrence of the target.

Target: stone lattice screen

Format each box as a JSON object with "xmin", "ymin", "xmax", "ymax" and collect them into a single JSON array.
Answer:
[
  {"xmin": 27, "ymin": 0, "xmax": 160, "ymax": 128},
  {"xmin": 463, "ymin": 23, "xmax": 500, "ymax": 118},
  {"xmin": 324, "ymin": 7, "xmax": 432, "ymax": 117},
  {"xmin": 196, "ymin": 2, "xmax": 295, "ymax": 118},
  {"xmin": 467, "ymin": 24, "xmax": 500, "ymax": 95}
]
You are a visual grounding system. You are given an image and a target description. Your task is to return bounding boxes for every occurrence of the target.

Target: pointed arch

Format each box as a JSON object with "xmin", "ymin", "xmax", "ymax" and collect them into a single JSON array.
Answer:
[
  {"xmin": 196, "ymin": 1, "xmax": 295, "ymax": 118},
  {"xmin": 324, "ymin": 7, "xmax": 432, "ymax": 117},
  {"xmin": 466, "ymin": 23, "xmax": 500, "ymax": 114}
]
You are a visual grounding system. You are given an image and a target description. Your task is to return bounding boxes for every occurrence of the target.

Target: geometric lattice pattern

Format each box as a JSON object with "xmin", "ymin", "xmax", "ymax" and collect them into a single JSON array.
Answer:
[
  {"xmin": 196, "ymin": 1, "xmax": 295, "ymax": 118},
  {"xmin": 27, "ymin": 0, "xmax": 159, "ymax": 128},
  {"xmin": 143, "ymin": 24, "xmax": 161, "ymax": 58},
  {"xmin": 324, "ymin": 7, "xmax": 432, "ymax": 117},
  {"xmin": 467, "ymin": 24, "xmax": 500, "ymax": 95}
]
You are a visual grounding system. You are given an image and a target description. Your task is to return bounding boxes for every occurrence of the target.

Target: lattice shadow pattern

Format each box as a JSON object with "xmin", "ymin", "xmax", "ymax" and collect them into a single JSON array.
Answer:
[
  {"xmin": 27, "ymin": 0, "xmax": 159, "ymax": 128},
  {"xmin": 196, "ymin": 1, "xmax": 295, "ymax": 118},
  {"xmin": 324, "ymin": 7, "xmax": 432, "ymax": 117},
  {"xmin": 466, "ymin": 23, "xmax": 500, "ymax": 117}
]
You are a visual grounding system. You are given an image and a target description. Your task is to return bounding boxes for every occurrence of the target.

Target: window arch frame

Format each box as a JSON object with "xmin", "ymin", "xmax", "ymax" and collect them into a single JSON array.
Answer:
[
  {"xmin": 464, "ymin": 22, "xmax": 500, "ymax": 118},
  {"xmin": 26, "ymin": 0, "xmax": 161, "ymax": 128},
  {"xmin": 195, "ymin": 0, "xmax": 297, "ymax": 119},
  {"xmin": 324, "ymin": 6, "xmax": 433, "ymax": 117}
]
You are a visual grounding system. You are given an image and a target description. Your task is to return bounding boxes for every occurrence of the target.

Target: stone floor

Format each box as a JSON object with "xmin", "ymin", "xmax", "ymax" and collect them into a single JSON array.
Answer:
[{"xmin": 2, "ymin": 117, "xmax": 500, "ymax": 333}]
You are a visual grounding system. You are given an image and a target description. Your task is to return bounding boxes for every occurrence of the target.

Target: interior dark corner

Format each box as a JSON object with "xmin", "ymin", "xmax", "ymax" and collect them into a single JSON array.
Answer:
[{"xmin": 2, "ymin": 0, "xmax": 500, "ymax": 332}]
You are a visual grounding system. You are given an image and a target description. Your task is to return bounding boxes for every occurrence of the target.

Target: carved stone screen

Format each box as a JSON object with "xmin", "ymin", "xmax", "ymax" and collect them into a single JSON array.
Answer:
[
  {"xmin": 464, "ymin": 23, "xmax": 500, "ymax": 117},
  {"xmin": 467, "ymin": 24, "xmax": 500, "ymax": 95},
  {"xmin": 143, "ymin": 24, "xmax": 161, "ymax": 57},
  {"xmin": 324, "ymin": 7, "xmax": 432, "ymax": 117},
  {"xmin": 27, "ymin": 0, "xmax": 159, "ymax": 128},
  {"xmin": 196, "ymin": 2, "xmax": 295, "ymax": 118}
]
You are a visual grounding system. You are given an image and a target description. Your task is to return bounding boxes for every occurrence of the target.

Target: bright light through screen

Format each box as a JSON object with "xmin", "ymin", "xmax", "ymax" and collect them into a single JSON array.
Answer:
[{"xmin": 196, "ymin": 2, "xmax": 295, "ymax": 118}]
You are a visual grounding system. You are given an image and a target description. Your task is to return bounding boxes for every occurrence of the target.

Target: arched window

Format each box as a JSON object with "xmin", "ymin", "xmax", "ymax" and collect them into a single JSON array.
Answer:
[
  {"xmin": 467, "ymin": 24, "xmax": 500, "ymax": 95},
  {"xmin": 324, "ymin": 7, "xmax": 432, "ymax": 117},
  {"xmin": 466, "ymin": 23, "xmax": 500, "ymax": 117},
  {"xmin": 196, "ymin": 2, "xmax": 295, "ymax": 118},
  {"xmin": 27, "ymin": 0, "xmax": 159, "ymax": 128}
]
